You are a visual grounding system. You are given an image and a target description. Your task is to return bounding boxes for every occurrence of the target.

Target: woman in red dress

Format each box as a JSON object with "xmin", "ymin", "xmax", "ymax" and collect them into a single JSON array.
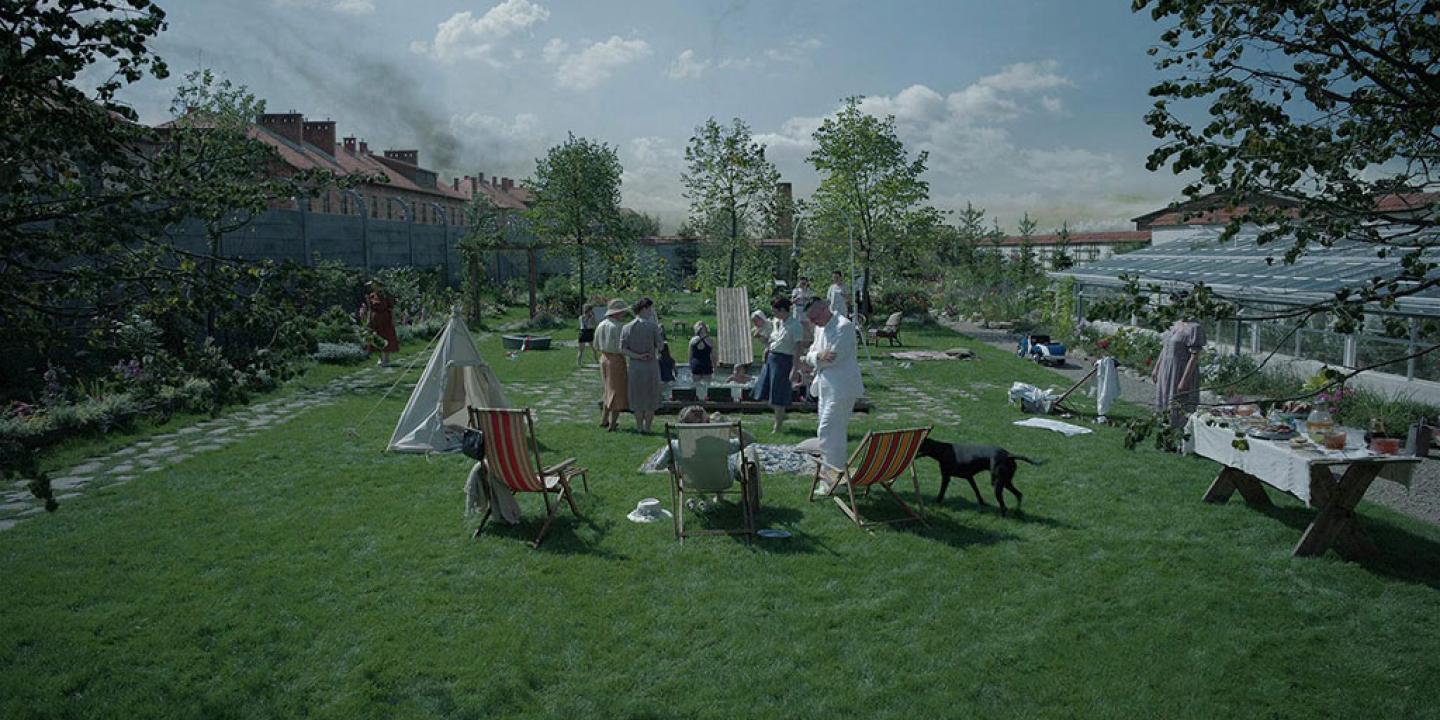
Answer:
[{"xmin": 362, "ymin": 280, "xmax": 399, "ymax": 366}]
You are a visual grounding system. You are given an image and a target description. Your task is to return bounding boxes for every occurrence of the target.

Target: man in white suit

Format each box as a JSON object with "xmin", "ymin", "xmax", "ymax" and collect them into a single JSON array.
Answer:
[{"xmin": 804, "ymin": 298, "xmax": 864, "ymax": 480}]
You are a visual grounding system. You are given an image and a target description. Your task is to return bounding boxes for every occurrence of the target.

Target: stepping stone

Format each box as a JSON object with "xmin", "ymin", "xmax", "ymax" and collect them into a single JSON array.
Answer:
[
  {"xmin": 71, "ymin": 462, "xmax": 103, "ymax": 474},
  {"xmin": 52, "ymin": 478, "xmax": 90, "ymax": 490},
  {"xmin": 177, "ymin": 427, "xmax": 201, "ymax": 435},
  {"xmin": 170, "ymin": 454, "xmax": 193, "ymax": 464},
  {"xmin": 0, "ymin": 520, "xmax": 16, "ymax": 532},
  {"xmin": 110, "ymin": 463, "xmax": 134, "ymax": 473},
  {"xmin": 112, "ymin": 447, "xmax": 137, "ymax": 457},
  {"xmin": 110, "ymin": 475, "xmax": 135, "ymax": 484},
  {"xmin": 19, "ymin": 507, "xmax": 45, "ymax": 516},
  {"xmin": 143, "ymin": 466, "xmax": 164, "ymax": 474},
  {"xmin": 56, "ymin": 492, "xmax": 80, "ymax": 500},
  {"xmin": 192, "ymin": 444, "xmax": 225, "ymax": 453},
  {"xmin": 206, "ymin": 427, "xmax": 231, "ymax": 436},
  {"xmin": 0, "ymin": 501, "xmax": 30, "ymax": 512}
]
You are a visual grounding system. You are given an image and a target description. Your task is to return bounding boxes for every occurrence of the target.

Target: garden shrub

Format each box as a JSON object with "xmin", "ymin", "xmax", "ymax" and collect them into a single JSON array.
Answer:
[{"xmin": 876, "ymin": 283, "xmax": 931, "ymax": 317}]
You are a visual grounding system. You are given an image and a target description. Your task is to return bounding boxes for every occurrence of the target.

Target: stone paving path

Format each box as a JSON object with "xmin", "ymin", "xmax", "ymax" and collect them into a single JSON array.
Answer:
[{"xmin": 0, "ymin": 357, "xmax": 420, "ymax": 534}]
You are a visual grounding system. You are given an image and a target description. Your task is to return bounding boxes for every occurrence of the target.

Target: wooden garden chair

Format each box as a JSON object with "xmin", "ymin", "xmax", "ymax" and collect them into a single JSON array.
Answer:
[
  {"xmin": 665, "ymin": 421, "xmax": 757, "ymax": 543},
  {"xmin": 808, "ymin": 426, "xmax": 931, "ymax": 530},
  {"xmin": 869, "ymin": 312, "xmax": 904, "ymax": 346},
  {"xmin": 467, "ymin": 407, "xmax": 589, "ymax": 548}
]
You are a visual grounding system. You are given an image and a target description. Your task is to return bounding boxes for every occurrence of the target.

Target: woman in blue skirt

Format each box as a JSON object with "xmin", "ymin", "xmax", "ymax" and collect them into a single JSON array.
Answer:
[{"xmin": 753, "ymin": 296, "xmax": 801, "ymax": 432}]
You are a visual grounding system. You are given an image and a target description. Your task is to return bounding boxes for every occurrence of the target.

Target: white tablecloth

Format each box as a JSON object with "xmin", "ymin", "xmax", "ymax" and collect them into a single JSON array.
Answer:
[{"xmin": 1185, "ymin": 413, "xmax": 1416, "ymax": 507}]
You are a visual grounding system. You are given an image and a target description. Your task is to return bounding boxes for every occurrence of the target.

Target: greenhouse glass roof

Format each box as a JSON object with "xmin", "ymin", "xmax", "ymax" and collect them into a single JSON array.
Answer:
[{"xmin": 1053, "ymin": 235, "xmax": 1440, "ymax": 317}]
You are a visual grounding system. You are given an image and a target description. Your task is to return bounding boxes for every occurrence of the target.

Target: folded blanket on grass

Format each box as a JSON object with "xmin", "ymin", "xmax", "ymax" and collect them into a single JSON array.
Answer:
[{"xmin": 639, "ymin": 442, "xmax": 815, "ymax": 475}]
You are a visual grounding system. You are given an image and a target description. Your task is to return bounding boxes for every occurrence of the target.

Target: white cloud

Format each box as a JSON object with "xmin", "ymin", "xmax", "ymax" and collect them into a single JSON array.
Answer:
[
  {"xmin": 449, "ymin": 112, "xmax": 548, "ymax": 170},
  {"xmin": 331, "ymin": 0, "xmax": 374, "ymax": 14},
  {"xmin": 410, "ymin": 0, "xmax": 550, "ymax": 65},
  {"xmin": 666, "ymin": 49, "xmax": 709, "ymax": 80},
  {"xmin": 749, "ymin": 59, "xmax": 1159, "ymax": 230},
  {"xmin": 978, "ymin": 60, "xmax": 1070, "ymax": 92},
  {"xmin": 552, "ymin": 36, "xmax": 652, "ymax": 90},
  {"xmin": 765, "ymin": 37, "xmax": 822, "ymax": 64},
  {"xmin": 542, "ymin": 38, "xmax": 569, "ymax": 63},
  {"xmin": 622, "ymin": 136, "xmax": 689, "ymax": 225}
]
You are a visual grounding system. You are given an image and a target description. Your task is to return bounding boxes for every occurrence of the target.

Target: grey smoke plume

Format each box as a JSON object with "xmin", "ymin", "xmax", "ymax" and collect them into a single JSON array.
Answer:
[{"xmin": 160, "ymin": 3, "xmax": 520, "ymax": 179}]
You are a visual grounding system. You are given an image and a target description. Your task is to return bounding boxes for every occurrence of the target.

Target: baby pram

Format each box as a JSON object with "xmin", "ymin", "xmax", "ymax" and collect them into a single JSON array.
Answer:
[{"xmin": 1017, "ymin": 333, "xmax": 1067, "ymax": 367}]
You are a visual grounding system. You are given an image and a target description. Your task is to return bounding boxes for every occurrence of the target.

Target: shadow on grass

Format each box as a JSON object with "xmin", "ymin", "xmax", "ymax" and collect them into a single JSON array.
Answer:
[
  {"xmin": 469, "ymin": 512, "xmax": 627, "ymax": 559},
  {"xmin": 929, "ymin": 497, "xmax": 1078, "ymax": 530},
  {"xmin": 1250, "ymin": 502, "xmax": 1440, "ymax": 590}
]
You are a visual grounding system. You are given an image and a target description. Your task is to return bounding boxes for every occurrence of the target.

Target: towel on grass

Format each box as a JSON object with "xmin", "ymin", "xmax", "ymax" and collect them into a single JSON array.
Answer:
[{"xmin": 1013, "ymin": 417, "xmax": 1092, "ymax": 436}]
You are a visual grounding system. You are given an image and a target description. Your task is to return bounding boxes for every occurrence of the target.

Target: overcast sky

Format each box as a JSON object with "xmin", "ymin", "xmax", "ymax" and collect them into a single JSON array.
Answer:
[{"xmin": 119, "ymin": 0, "xmax": 1191, "ymax": 233}]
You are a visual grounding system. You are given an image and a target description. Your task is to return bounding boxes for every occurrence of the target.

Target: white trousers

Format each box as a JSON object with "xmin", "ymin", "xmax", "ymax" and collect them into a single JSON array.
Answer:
[{"xmin": 816, "ymin": 391, "xmax": 857, "ymax": 470}]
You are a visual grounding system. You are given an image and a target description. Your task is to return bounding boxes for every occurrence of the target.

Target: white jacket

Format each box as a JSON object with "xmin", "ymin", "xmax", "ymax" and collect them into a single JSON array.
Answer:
[{"xmin": 806, "ymin": 314, "xmax": 864, "ymax": 398}]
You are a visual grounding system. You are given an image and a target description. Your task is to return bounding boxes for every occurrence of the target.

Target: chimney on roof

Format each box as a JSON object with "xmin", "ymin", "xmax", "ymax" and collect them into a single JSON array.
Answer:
[
  {"xmin": 302, "ymin": 120, "xmax": 336, "ymax": 156},
  {"xmin": 383, "ymin": 149, "xmax": 419, "ymax": 166},
  {"xmin": 468, "ymin": 176, "xmax": 478, "ymax": 194},
  {"xmin": 776, "ymin": 182, "xmax": 794, "ymax": 238},
  {"xmin": 452, "ymin": 178, "xmax": 459, "ymax": 191},
  {"xmin": 501, "ymin": 177, "xmax": 513, "ymax": 192},
  {"xmin": 257, "ymin": 112, "xmax": 304, "ymax": 146},
  {"xmin": 358, "ymin": 140, "xmax": 368, "ymax": 155},
  {"xmin": 491, "ymin": 177, "xmax": 500, "ymax": 188},
  {"xmin": 342, "ymin": 136, "xmax": 357, "ymax": 155},
  {"xmin": 476, "ymin": 172, "xmax": 485, "ymax": 186}
]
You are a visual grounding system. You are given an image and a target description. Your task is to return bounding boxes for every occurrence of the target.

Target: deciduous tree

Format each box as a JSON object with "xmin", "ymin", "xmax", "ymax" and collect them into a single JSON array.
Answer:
[
  {"xmin": 682, "ymin": 118, "xmax": 780, "ymax": 287},
  {"xmin": 526, "ymin": 133, "xmax": 624, "ymax": 301}
]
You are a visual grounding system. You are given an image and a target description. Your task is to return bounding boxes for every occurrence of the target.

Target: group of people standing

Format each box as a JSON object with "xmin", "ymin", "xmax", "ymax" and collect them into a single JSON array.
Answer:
[
  {"xmin": 594, "ymin": 297, "xmax": 667, "ymax": 433},
  {"xmin": 585, "ymin": 270, "xmax": 864, "ymax": 473}
]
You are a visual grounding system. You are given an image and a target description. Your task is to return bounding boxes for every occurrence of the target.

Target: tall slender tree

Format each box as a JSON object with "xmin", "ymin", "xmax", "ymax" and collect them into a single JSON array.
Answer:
[
  {"xmin": 807, "ymin": 97, "xmax": 935, "ymax": 316},
  {"xmin": 526, "ymin": 133, "xmax": 624, "ymax": 301},
  {"xmin": 681, "ymin": 118, "xmax": 780, "ymax": 286}
]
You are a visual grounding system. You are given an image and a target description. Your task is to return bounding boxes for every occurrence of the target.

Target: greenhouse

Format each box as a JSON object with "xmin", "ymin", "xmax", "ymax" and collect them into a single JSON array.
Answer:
[{"xmin": 1054, "ymin": 235, "xmax": 1440, "ymax": 384}]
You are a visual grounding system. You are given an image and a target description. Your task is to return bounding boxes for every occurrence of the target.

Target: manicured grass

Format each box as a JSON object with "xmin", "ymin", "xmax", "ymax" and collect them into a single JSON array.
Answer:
[{"xmin": 3, "ymin": 311, "xmax": 1439, "ymax": 718}]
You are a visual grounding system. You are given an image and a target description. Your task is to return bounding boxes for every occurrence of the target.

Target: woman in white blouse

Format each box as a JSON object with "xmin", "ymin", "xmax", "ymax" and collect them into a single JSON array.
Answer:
[{"xmin": 751, "ymin": 296, "xmax": 802, "ymax": 432}]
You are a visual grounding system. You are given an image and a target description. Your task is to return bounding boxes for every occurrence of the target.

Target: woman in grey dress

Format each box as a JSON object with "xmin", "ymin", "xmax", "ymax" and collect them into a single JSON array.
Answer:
[
  {"xmin": 622, "ymin": 297, "xmax": 664, "ymax": 433},
  {"xmin": 1153, "ymin": 317, "xmax": 1206, "ymax": 429}
]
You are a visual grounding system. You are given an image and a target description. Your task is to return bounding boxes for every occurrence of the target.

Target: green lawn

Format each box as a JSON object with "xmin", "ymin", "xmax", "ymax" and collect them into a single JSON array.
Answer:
[{"xmin": 3, "ymin": 309, "xmax": 1439, "ymax": 719}]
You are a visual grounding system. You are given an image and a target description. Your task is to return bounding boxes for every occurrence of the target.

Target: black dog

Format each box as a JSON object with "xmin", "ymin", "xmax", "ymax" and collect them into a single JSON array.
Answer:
[{"xmin": 917, "ymin": 438, "xmax": 1043, "ymax": 515}]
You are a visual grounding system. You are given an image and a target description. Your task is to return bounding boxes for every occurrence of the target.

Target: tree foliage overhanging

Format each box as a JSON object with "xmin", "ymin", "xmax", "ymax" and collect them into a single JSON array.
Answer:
[{"xmin": 1137, "ymin": 0, "xmax": 1437, "ymax": 260}]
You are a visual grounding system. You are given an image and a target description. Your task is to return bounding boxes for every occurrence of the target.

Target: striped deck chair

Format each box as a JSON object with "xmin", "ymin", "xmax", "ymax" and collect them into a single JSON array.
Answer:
[
  {"xmin": 808, "ymin": 427, "xmax": 931, "ymax": 530},
  {"xmin": 467, "ymin": 407, "xmax": 589, "ymax": 548},
  {"xmin": 665, "ymin": 421, "xmax": 757, "ymax": 543}
]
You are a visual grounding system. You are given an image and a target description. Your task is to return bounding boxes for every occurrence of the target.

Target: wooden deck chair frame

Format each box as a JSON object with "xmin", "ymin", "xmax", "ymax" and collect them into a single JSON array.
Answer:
[
  {"xmin": 870, "ymin": 312, "xmax": 904, "ymax": 346},
  {"xmin": 467, "ymin": 407, "xmax": 589, "ymax": 548},
  {"xmin": 808, "ymin": 426, "xmax": 931, "ymax": 530},
  {"xmin": 665, "ymin": 421, "xmax": 757, "ymax": 543}
]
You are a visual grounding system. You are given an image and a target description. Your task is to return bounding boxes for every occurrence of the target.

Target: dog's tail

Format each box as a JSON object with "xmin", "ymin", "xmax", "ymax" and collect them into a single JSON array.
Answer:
[{"xmin": 1012, "ymin": 455, "xmax": 1045, "ymax": 467}]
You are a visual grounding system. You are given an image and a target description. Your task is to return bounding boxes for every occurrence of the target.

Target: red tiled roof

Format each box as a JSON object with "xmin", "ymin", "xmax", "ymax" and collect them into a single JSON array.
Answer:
[
  {"xmin": 996, "ymin": 231, "xmax": 1150, "ymax": 247},
  {"xmin": 1135, "ymin": 190, "xmax": 1437, "ymax": 229},
  {"xmin": 1376, "ymin": 191, "xmax": 1440, "ymax": 213},
  {"xmin": 159, "ymin": 112, "xmax": 537, "ymax": 209}
]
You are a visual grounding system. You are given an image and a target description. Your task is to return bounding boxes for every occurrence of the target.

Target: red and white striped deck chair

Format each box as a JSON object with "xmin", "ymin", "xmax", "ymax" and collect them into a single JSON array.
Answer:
[
  {"xmin": 808, "ymin": 426, "xmax": 931, "ymax": 529},
  {"xmin": 468, "ymin": 407, "xmax": 588, "ymax": 548}
]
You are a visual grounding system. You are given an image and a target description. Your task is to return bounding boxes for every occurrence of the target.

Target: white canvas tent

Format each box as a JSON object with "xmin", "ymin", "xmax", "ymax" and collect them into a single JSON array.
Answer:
[{"xmin": 388, "ymin": 314, "xmax": 508, "ymax": 453}]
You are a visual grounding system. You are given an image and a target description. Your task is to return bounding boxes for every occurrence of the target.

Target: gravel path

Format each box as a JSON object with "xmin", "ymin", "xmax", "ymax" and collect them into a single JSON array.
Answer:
[{"xmin": 938, "ymin": 317, "xmax": 1440, "ymax": 527}]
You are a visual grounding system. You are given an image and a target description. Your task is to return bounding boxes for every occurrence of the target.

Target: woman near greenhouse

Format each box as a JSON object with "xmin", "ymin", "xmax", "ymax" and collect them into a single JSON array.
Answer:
[{"xmin": 1154, "ymin": 302, "xmax": 1206, "ymax": 429}]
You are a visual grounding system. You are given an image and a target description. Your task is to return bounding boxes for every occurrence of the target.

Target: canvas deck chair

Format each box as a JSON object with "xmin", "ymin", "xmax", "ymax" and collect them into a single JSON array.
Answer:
[
  {"xmin": 665, "ymin": 421, "xmax": 757, "ymax": 542},
  {"xmin": 808, "ymin": 427, "xmax": 931, "ymax": 530},
  {"xmin": 869, "ymin": 312, "xmax": 904, "ymax": 346},
  {"xmin": 468, "ymin": 407, "xmax": 589, "ymax": 548}
]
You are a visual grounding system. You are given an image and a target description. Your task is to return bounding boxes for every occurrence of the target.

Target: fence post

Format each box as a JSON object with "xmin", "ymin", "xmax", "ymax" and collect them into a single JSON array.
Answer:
[
  {"xmin": 1408, "ymin": 317, "xmax": 1419, "ymax": 381},
  {"xmin": 1250, "ymin": 321, "xmax": 1260, "ymax": 354},
  {"xmin": 1344, "ymin": 333, "xmax": 1358, "ymax": 368}
]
